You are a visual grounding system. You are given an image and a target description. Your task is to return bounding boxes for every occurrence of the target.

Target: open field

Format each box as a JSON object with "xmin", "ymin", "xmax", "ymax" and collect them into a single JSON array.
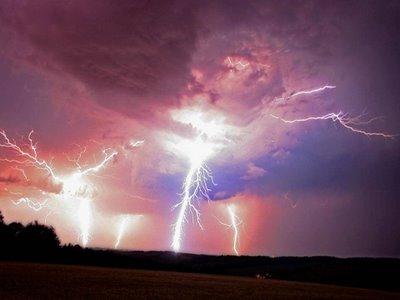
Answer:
[{"xmin": 0, "ymin": 262, "xmax": 399, "ymax": 299}]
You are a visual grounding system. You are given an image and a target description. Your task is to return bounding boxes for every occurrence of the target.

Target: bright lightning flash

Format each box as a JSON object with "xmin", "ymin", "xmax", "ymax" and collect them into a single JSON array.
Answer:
[
  {"xmin": 171, "ymin": 136, "xmax": 216, "ymax": 252},
  {"xmin": 169, "ymin": 108, "xmax": 230, "ymax": 252},
  {"xmin": 63, "ymin": 148, "xmax": 117, "ymax": 247},
  {"xmin": 78, "ymin": 198, "xmax": 92, "ymax": 246},
  {"xmin": 0, "ymin": 130, "xmax": 119, "ymax": 247}
]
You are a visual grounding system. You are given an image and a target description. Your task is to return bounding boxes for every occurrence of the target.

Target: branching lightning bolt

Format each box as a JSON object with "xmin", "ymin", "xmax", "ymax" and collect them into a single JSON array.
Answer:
[
  {"xmin": 0, "ymin": 129, "xmax": 119, "ymax": 247},
  {"xmin": 271, "ymin": 111, "xmax": 395, "ymax": 138},
  {"xmin": 171, "ymin": 136, "xmax": 215, "ymax": 252},
  {"xmin": 0, "ymin": 130, "xmax": 58, "ymax": 180},
  {"xmin": 169, "ymin": 108, "xmax": 231, "ymax": 252},
  {"xmin": 270, "ymin": 84, "xmax": 395, "ymax": 138},
  {"xmin": 215, "ymin": 204, "xmax": 243, "ymax": 256}
]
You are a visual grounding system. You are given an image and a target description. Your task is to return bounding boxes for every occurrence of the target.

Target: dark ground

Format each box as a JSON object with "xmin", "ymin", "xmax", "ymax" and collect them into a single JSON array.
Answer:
[
  {"xmin": 2, "ymin": 247, "xmax": 400, "ymax": 292},
  {"xmin": 35, "ymin": 247, "xmax": 400, "ymax": 292},
  {"xmin": 1, "ymin": 262, "xmax": 399, "ymax": 300}
]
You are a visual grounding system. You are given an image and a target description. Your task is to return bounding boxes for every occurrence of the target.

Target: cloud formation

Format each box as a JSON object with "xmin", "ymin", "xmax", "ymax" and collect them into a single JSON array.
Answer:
[{"xmin": 241, "ymin": 162, "xmax": 267, "ymax": 180}]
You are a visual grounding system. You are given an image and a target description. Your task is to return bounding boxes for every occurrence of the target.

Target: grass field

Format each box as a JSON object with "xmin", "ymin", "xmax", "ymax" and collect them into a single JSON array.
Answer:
[{"xmin": 0, "ymin": 262, "xmax": 399, "ymax": 299}]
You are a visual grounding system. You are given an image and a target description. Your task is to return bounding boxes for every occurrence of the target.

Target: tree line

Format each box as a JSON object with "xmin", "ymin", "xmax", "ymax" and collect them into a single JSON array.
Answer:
[{"xmin": 0, "ymin": 210, "xmax": 398, "ymax": 292}]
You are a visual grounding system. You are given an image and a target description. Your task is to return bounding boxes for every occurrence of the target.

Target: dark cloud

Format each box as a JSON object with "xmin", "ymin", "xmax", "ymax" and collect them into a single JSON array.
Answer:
[
  {"xmin": 2, "ymin": 0, "xmax": 399, "ymax": 117},
  {"xmin": 0, "ymin": 0, "xmax": 201, "ymax": 116}
]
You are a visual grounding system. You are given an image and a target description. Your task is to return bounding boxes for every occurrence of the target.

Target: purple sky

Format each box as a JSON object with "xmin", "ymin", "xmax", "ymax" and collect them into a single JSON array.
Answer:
[{"xmin": 0, "ymin": 0, "xmax": 399, "ymax": 257}]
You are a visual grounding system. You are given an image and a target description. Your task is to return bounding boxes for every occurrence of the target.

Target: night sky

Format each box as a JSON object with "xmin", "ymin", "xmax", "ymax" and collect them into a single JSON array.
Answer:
[{"xmin": 0, "ymin": 0, "xmax": 399, "ymax": 257}]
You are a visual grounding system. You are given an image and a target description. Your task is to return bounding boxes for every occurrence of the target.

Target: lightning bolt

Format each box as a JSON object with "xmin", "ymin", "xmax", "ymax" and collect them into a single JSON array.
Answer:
[
  {"xmin": 271, "ymin": 111, "xmax": 395, "ymax": 138},
  {"xmin": 114, "ymin": 215, "xmax": 129, "ymax": 249},
  {"xmin": 216, "ymin": 205, "xmax": 243, "ymax": 256},
  {"xmin": 169, "ymin": 107, "xmax": 232, "ymax": 252},
  {"xmin": 129, "ymin": 140, "xmax": 145, "ymax": 148},
  {"xmin": 227, "ymin": 56, "xmax": 249, "ymax": 70},
  {"xmin": 227, "ymin": 205, "xmax": 241, "ymax": 256},
  {"xmin": 274, "ymin": 85, "xmax": 336, "ymax": 102},
  {"xmin": 114, "ymin": 214, "xmax": 143, "ymax": 249},
  {"xmin": 171, "ymin": 135, "xmax": 215, "ymax": 252},
  {"xmin": 12, "ymin": 198, "xmax": 48, "ymax": 212}
]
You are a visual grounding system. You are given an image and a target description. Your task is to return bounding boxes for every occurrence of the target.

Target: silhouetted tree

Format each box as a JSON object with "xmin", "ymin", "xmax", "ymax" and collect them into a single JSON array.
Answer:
[
  {"xmin": 0, "ymin": 211, "xmax": 61, "ymax": 258},
  {"xmin": 0, "ymin": 212, "xmax": 13, "ymax": 245},
  {"xmin": 8, "ymin": 221, "xmax": 24, "ymax": 233},
  {"xmin": 20, "ymin": 221, "xmax": 60, "ymax": 251}
]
